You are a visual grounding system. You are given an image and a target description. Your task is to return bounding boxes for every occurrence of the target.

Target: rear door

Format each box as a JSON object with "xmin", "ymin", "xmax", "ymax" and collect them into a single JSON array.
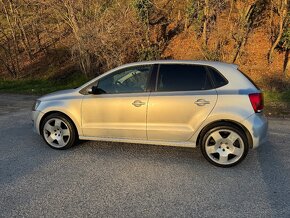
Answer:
[{"xmin": 147, "ymin": 64, "xmax": 217, "ymax": 142}]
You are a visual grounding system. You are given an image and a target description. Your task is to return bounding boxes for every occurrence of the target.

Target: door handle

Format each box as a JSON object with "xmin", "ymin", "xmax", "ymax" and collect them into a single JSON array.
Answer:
[
  {"xmin": 195, "ymin": 99, "xmax": 210, "ymax": 106},
  {"xmin": 132, "ymin": 100, "xmax": 146, "ymax": 107}
]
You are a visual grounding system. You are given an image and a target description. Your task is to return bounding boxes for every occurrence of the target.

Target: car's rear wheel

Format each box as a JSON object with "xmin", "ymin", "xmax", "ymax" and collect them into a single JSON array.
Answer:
[
  {"xmin": 200, "ymin": 124, "xmax": 249, "ymax": 167},
  {"xmin": 41, "ymin": 113, "xmax": 77, "ymax": 149}
]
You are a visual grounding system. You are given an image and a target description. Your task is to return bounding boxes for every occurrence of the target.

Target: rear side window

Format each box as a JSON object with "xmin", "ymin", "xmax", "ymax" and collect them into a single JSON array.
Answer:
[
  {"xmin": 207, "ymin": 67, "xmax": 228, "ymax": 88},
  {"xmin": 157, "ymin": 64, "xmax": 213, "ymax": 92}
]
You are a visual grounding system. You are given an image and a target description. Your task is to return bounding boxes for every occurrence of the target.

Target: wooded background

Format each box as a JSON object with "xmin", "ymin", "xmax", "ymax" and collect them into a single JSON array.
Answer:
[{"xmin": 0, "ymin": 0, "xmax": 289, "ymax": 91}]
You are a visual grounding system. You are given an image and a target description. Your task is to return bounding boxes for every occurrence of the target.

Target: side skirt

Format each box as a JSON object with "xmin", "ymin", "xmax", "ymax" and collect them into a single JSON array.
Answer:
[{"xmin": 79, "ymin": 136, "xmax": 197, "ymax": 148}]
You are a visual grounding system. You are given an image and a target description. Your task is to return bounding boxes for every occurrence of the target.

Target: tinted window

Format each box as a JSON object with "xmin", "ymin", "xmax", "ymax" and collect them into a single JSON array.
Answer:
[
  {"xmin": 208, "ymin": 67, "xmax": 228, "ymax": 88},
  {"xmin": 97, "ymin": 65, "xmax": 152, "ymax": 94},
  {"xmin": 157, "ymin": 64, "xmax": 212, "ymax": 92}
]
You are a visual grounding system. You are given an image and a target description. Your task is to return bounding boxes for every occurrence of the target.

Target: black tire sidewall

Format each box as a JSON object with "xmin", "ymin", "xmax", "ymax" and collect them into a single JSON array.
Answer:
[{"xmin": 200, "ymin": 124, "xmax": 249, "ymax": 167}]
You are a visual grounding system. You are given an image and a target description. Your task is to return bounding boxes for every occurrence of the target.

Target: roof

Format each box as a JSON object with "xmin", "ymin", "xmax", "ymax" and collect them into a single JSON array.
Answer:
[{"xmin": 121, "ymin": 60, "xmax": 238, "ymax": 69}]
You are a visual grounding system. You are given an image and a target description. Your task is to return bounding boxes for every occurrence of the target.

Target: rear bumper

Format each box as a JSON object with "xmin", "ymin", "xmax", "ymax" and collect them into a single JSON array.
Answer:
[
  {"xmin": 32, "ymin": 110, "xmax": 44, "ymax": 135},
  {"xmin": 242, "ymin": 113, "xmax": 268, "ymax": 149}
]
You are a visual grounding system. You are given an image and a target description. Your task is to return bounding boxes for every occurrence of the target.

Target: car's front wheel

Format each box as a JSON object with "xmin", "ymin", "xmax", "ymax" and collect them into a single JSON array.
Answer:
[
  {"xmin": 200, "ymin": 124, "xmax": 249, "ymax": 167},
  {"xmin": 41, "ymin": 113, "xmax": 77, "ymax": 149}
]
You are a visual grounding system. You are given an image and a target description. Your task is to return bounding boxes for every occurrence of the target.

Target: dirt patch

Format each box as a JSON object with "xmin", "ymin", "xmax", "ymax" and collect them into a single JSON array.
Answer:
[{"xmin": 265, "ymin": 102, "xmax": 290, "ymax": 118}]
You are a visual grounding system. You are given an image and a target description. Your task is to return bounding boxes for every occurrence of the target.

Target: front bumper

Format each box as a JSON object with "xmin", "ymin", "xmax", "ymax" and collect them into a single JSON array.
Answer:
[
  {"xmin": 242, "ymin": 113, "xmax": 268, "ymax": 149},
  {"xmin": 32, "ymin": 110, "xmax": 44, "ymax": 135}
]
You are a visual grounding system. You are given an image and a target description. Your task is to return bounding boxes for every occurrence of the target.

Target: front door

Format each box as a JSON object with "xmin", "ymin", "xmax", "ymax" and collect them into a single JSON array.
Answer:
[{"xmin": 81, "ymin": 65, "xmax": 153, "ymax": 139}]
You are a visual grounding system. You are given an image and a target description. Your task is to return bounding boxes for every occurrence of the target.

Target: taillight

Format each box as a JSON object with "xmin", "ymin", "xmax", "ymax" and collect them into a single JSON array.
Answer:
[{"xmin": 249, "ymin": 93, "xmax": 264, "ymax": 113}]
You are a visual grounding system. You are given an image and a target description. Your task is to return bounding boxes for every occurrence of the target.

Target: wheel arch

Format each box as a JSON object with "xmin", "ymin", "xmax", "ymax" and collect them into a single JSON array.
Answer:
[
  {"xmin": 39, "ymin": 111, "xmax": 80, "ymax": 137},
  {"xmin": 196, "ymin": 119, "xmax": 253, "ymax": 149}
]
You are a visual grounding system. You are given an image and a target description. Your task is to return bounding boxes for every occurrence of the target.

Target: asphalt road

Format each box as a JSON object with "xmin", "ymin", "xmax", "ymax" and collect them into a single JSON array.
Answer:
[{"xmin": 0, "ymin": 94, "xmax": 290, "ymax": 217}]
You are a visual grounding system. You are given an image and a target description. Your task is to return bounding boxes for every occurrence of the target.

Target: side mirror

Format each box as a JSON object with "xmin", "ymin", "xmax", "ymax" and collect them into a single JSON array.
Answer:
[{"xmin": 88, "ymin": 86, "xmax": 106, "ymax": 95}]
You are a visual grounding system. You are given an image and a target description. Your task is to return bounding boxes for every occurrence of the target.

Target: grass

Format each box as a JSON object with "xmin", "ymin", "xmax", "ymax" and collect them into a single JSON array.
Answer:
[
  {"xmin": 0, "ymin": 73, "xmax": 89, "ymax": 95},
  {"xmin": 263, "ymin": 90, "xmax": 290, "ymax": 104}
]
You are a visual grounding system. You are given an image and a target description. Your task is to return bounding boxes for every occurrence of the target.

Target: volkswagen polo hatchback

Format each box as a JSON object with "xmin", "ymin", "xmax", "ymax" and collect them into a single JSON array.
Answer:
[{"xmin": 32, "ymin": 60, "xmax": 268, "ymax": 167}]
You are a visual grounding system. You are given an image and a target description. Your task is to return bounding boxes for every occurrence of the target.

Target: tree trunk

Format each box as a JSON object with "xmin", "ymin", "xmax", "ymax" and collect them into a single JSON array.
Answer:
[
  {"xmin": 268, "ymin": 16, "xmax": 284, "ymax": 63},
  {"xmin": 233, "ymin": 36, "xmax": 246, "ymax": 63},
  {"xmin": 268, "ymin": 0, "xmax": 287, "ymax": 63},
  {"xmin": 227, "ymin": 0, "xmax": 234, "ymax": 22},
  {"xmin": 15, "ymin": 7, "xmax": 33, "ymax": 60},
  {"xmin": 283, "ymin": 49, "xmax": 289, "ymax": 78},
  {"xmin": 1, "ymin": 1, "xmax": 20, "ymax": 56},
  {"xmin": 202, "ymin": 0, "xmax": 209, "ymax": 45},
  {"xmin": 64, "ymin": 1, "xmax": 91, "ymax": 76},
  {"xmin": 232, "ymin": 5, "xmax": 255, "ymax": 63}
]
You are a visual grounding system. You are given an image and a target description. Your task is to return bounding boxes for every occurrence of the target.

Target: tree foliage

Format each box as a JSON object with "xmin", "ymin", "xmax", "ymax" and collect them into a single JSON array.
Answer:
[{"xmin": 0, "ymin": 0, "xmax": 289, "ymax": 80}]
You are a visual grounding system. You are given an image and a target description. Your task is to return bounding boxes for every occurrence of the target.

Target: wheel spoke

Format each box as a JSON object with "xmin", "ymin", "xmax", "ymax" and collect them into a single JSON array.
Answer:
[
  {"xmin": 62, "ymin": 129, "xmax": 70, "ymax": 136},
  {"xmin": 231, "ymin": 147, "xmax": 242, "ymax": 156},
  {"xmin": 45, "ymin": 123, "xmax": 54, "ymax": 133},
  {"xmin": 218, "ymin": 154, "xmax": 228, "ymax": 164},
  {"xmin": 54, "ymin": 119, "xmax": 62, "ymax": 127},
  {"xmin": 47, "ymin": 135, "xmax": 54, "ymax": 143},
  {"xmin": 57, "ymin": 137, "xmax": 66, "ymax": 146},
  {"xmin": 206, "ymin": 145, "xmax": 217, "ymax": 154},
  {"xmin": 227, "ymin": 132, "xmax": 239, "ymax": 144},
  {"xmin": 210, "ymin": 131, "xmax": 221, "ymax": 142}
]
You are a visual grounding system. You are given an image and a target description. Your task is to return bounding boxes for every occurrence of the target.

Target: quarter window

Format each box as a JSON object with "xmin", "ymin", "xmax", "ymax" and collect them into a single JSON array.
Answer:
[
  {"xmin": 157, "ymin": 64, "xmax": 212, "ymax": 92},
  {"xmin": 207, "ymin": 67, "xmax": 228, "ymax": 88},
  {"xmin": 97, "ymin": 65, "xmax": 152, "ymax": 94}
]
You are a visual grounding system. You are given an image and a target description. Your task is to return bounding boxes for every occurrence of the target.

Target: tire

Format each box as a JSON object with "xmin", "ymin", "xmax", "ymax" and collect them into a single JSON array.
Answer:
[
  {"xmin": 200, "ymin": 123, "xmax": 249, "ymax": 167},
  {"xmin": 40, "ymin": 113, "xmax": 77, "ymax": 150}
]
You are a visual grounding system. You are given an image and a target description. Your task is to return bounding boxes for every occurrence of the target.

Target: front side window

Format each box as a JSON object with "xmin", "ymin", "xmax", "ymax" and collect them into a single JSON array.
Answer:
[
  {"xmin": 157, "ymin": 64, "xmax": 212, "ymax": 92},
  {"xmin": 97, "ymin": 65, "xmax": 152, "ymax": 94}
]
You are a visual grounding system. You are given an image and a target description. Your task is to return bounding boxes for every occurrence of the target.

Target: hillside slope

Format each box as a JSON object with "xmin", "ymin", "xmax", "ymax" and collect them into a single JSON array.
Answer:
[{"xmin": 0, "ymin": 0, "xmax": 289, "ymax": 91}]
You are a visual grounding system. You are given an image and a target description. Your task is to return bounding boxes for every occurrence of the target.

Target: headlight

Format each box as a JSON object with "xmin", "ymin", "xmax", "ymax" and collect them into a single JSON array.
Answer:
[{"xmin": 32, "ymin": 100, "xmax": 41, "ymax": 111}]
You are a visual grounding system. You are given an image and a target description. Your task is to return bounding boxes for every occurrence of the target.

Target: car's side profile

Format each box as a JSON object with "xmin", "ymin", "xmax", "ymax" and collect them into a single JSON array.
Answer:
[{"xmin": 32, "ymin": 60, "xmax": 268, "ymax": 167}]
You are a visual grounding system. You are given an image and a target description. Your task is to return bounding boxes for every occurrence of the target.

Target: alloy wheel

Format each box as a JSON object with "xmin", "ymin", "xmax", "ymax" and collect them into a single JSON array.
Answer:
[
  {"xmin": 43, "ymin": 118, "xmax": 71, "ymax": 148},
  {"xmin": 204, "ymin": 129, "xmax": 245, "ymax": 166}
]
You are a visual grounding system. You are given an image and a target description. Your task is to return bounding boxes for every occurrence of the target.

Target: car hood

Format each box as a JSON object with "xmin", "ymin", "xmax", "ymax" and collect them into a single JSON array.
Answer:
[{"xmin": 38, "ymin": 89, "xmax": 80, "ymax": 101}]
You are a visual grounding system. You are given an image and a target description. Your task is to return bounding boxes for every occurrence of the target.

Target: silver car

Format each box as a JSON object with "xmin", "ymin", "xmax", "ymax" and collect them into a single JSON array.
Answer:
[{"xmin": 32, "ymin": 60, "xmax": 268, "ymax": 167}]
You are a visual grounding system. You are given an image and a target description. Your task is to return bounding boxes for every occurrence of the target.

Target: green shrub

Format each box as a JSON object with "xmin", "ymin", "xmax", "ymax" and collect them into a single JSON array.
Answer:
[
  {"xmin": 132, "ymin": 0, "xmax": 152, "ymax": 23},
  {"xmin": 137, "ymin": 45, "xmax": 161, "ymax": 61}
]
